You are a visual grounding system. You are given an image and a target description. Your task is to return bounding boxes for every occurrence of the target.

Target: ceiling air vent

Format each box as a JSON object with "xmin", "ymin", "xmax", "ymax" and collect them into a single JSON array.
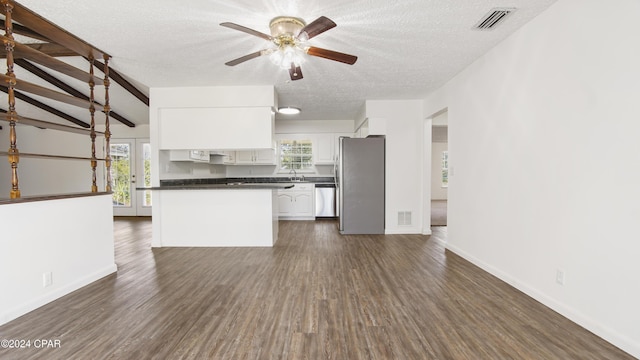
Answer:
[{"xmin": 474, "ymin": 8, "xmax": 516, "ymax": 30}]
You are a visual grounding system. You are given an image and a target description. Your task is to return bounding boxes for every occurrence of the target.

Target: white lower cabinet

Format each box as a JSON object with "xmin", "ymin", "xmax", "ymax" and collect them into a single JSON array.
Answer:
[{"xmin": 277, "ymin": 183, "xmax": 314, "ymax": 219}]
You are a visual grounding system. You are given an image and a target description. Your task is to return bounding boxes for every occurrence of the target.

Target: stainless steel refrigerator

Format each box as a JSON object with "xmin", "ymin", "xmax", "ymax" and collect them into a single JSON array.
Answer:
[{"xmin": 335, "ymin": 136, "xmax": 385, "ymax": 234}]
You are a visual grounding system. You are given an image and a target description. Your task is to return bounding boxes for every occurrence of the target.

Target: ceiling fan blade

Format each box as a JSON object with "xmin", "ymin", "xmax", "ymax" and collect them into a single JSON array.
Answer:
[
  {"xmin": 220, "ymin": 22, "xmax": 272, "ymax": 41},
  {"xmin": 298, "ymin": 16, "xmax": 336, "ymax": 40},
  {"xmin": 306, "ymin": 47, "xmax": 358, "ymax": 65},
  {"xmin": 225, "ymin": 50, "xmax": 269, "ymax": 66},
  {"xmin": 289, "ymin": 63, "xmax": 303, "ymax": 81}
]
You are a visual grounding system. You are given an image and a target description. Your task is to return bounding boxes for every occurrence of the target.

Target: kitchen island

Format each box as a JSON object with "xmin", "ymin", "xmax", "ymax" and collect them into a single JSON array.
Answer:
[{"xmin": 148, "ymin": 183, "xmax": 293, "ymax": 247}]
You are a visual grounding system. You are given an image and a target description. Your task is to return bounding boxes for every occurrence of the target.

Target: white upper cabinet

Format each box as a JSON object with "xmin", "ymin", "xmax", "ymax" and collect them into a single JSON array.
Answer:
[
  {"xmin": 314, "ymin": 134, "xmax": 335, "ymax": 164},
  {"xmin": 158, "ymin": 107, "xmax": 274, "ymax": 150},
  {"xmin": 235, "ymin": 148, "xmax": 276, "ymax": 165},
  {"xmin": 313, "ymin": 133, "xmax": 352, "ymax": 165},
  {"xmin": 152, "ymin": 86, "xmax": 276, "ymax": 151},
  {"xmin": 169, "ymin": 150, "xmax": 209, "ymax": 162},
  {"xmin": 255, "ymin": 148, "xmax": 276, "ymax": 164}
]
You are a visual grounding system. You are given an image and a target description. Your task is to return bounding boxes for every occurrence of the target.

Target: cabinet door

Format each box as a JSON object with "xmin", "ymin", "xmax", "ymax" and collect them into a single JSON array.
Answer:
[
  {"xmin": 169, "ymin": 150, "xmax": 191, "ymax": 161},
  {"xmin": 190, "ymin": 150, "xmax": 209, "ymax": 162},
  {"xmin": 294, "ymin": 192, "xmax": 314, "ymax": 216},
  {"xmin": 277, "ymin": 192, "xmax": 294, "ymax": 215},
  {"xmin": 235, "ymin": 150, "xmax": 254, "ymax": 164},
  {"xmin": 223, "ymin": 151, "xmax": 236, "ymax": 164},
  {"xmin": 254, "ymin": 148, "xmax": 276, "ymax": 164},
  {"xmin": 314, "ymin": 134, "xmax": 334, "ymax": 164}
]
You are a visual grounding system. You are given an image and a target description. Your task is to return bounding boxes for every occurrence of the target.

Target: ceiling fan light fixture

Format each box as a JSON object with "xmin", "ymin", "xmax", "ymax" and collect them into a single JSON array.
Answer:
[
  {"xmin": 269, "ymin": 16, "xmax": 306, "ymax": 37},
  {"xmin": 221, "ymin": 15, "xmax": 357, "ymax": 81},
  {"xmin": 269, "ymin": 45, "xmax": 306, "ymax": 69},
  {"xmin": 278, "ymin": 107, "xmax": 301, "ymax": 115}
]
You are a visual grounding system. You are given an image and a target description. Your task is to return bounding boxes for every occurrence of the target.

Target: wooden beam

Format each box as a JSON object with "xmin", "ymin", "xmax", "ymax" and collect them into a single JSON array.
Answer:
[
  {"xmin": 1, "ymin": 106, "xmax": 42, "ymax": 129},
  {"xmin": 9, "ymin": 0, "xmax": 109, "ymax": 60},
  {"xmin": 0, "ymin": 151, "xmax": 105, "ymax": 161},
  {"xmin": 1, "ymin": 34, "xmax": 102, "ymax": 83},
  {"xmin": 16, "ymin": 59, "xmax": 136, "ymax": 127},
  {"xmin": 0, "ymin": 113, "xmax": 102, "ymax": 135},
  {"xmin": 90, "ymin": 58, "xmax": 149, "ymax": 106},
  {"xmin": 0, "ymin": 18, "xmax": 50, "ymax": 42},
  {"xmin": 0, "ymin": 42, "xmax": 78, "ymax": 58},
  {"xmin": 0, "ymin": 73, "xmax": 103, "ymax": 110},
  {"xmin": 0, "ymin": 85, "xmax": 90, "ymax": 128}
]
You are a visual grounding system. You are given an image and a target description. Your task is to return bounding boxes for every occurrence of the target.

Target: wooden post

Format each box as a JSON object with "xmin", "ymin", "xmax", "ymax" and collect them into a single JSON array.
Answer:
[
  {"xmin": 2, "ymin": 0, "xmax": 20, "ymax": 199},
  {"xmin": 103, "ymin": 55, "xmax": 112, "ymax": 192},
  {"xmin": 88, "ymin": 57, "xmax": 97, "ymax": 192}
]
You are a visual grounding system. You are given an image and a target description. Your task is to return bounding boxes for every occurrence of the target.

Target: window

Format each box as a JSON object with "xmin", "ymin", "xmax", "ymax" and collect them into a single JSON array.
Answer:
[
  {"xmin": 110, "ymin": 143, "xmax": 131, "ymax": 207},
  {"xmin": 142, "ymin": 142, "xmax": 152, "ymax": 207},
  {"xmin": 441, "ymin": 151, "xmax": 449, "ymax": 187},
  {"xmin": 279, "ymin": 139, "xmax": 313, "ymax": 171}
]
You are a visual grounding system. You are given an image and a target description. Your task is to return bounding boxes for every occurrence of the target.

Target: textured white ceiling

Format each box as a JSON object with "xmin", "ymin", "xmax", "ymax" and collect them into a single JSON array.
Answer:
[{"xmin": 11, "ymin": 0, "xmax": 558, "ymax": 124}]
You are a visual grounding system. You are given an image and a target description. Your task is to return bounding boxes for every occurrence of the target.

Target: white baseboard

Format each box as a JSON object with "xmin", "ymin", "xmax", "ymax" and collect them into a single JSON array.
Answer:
[
  {"xmin": 385, "ymin": 226, "xmax": 422, "ymax": 235},
  {"xmin": 445, "ymin": 243, "xmax": 640, "ymax": 358},
  {"xmin": 0, "ymin": 264, "xmax": 117, "ymax": 326}
]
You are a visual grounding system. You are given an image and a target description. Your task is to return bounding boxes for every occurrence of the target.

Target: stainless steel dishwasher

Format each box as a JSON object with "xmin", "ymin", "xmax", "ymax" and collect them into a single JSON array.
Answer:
[{"xmin": 315, "ymin": 183, "xmax": 336, "ymax": 218}]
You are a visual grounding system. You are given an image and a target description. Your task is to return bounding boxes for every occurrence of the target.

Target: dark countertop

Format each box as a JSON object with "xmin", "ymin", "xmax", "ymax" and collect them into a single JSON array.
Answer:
[
  {"xmin": 139, "ymin": 183, "xmax": 294, "ymax": 191},
  {"xmin": 159, "ymin": 177, "xmax": 333, "ymax": 187}
]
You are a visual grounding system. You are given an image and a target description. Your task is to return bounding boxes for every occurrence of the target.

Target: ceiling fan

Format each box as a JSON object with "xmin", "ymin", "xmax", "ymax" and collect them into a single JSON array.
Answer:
[{"xmin": 220, "ymin": 16, "xmax": 358, "ymax": 81}]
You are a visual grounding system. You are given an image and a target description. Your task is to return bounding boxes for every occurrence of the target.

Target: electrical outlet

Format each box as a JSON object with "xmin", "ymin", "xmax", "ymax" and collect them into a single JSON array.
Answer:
[
  {"xmin": 556, "ymin": 269, "xmax": 565, "ymax": 286},
  {"xmin": 43, "ymin": 272, "xmax": 53, "ymax": 287}
]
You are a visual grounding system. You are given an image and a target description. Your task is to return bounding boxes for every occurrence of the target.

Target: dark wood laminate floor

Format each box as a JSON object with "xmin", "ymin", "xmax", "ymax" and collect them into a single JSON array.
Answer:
[{"xmin": 0, "ymin": 218, "xmax": 633, "ymax": 359}]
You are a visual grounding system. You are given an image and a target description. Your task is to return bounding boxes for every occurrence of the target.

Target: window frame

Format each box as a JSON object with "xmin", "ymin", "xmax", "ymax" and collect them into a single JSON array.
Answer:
[
  {"xmin": 277, "ymin": 138, "xmax": 315, "ymax": 173},
  {"xmin": 441, "ymin": 150, "xmax": 449, "ymax": 188}
]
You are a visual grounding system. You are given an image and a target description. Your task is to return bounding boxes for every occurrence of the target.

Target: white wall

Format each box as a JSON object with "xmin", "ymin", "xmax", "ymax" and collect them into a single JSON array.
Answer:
[
  {"xmin": 424, "ymin": 0, "xmax": 640, "ymax": 357},
  {"xmin": 0, "ymin": 194, "xmax": 116, "ymax": 325},
  {"xmin": 110, "ymin": 124, "xmax": 150, "ymax": 139},
  {"xmin": 275, "ymin": 119, "xmax": 354, "ymax": 134},
  {"xmin": 366, "ymin": 100, "xmax": 424, "ymax": 234}
]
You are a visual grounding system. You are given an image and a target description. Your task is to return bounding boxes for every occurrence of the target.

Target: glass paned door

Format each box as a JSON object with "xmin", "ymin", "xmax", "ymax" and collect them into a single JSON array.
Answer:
[
  {"xmin": 136, "ymin": 141, "xmax": 152, "ymax": 216},
  {"xmin": 110, "ymin": 138, "xmax": 151, "ymax": 216}
]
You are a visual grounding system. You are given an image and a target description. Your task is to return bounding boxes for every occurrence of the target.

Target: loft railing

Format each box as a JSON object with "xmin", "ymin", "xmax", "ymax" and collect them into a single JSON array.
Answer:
[{"xmin": 0, "ymin": 0, "xmax": 114, "ymax": 199}]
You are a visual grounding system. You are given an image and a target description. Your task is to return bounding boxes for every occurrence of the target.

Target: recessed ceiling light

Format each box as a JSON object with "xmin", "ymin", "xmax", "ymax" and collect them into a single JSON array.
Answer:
[{"xmin": 278, "ymin": 107, "xmax": 301, "ymax": 115}]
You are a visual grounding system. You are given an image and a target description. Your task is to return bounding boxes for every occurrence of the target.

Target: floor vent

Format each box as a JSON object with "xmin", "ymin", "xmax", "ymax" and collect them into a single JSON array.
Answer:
[
  {"xmin": 474, "ymin": 8, "xmax": 516, "ymax": 30},
  {"xmin": 398, "ymin": 211, "xmax": 412, "ymax": 226}
]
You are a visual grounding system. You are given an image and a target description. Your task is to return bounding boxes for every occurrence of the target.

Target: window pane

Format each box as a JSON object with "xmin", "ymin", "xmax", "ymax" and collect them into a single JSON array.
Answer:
[
  {"xmin": 142, "ymin": 143, "xmax": 152, "ymax": 207},
  {"xmin": 441, "ymin": 151, "xmax": 448, "ymax": 187},
  {"xmin": 280, "ymin": 139, "xmax": 313, "ymax": 170},
  {"xmin": 110, "ymin": 144, "xmax": 131, "ymax": 207}
]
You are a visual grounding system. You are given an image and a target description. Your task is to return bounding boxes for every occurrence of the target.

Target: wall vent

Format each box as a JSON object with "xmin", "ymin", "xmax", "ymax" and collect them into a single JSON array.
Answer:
[
  {"xmin": 473, "ymin": 8, "xmax": 516, "ymax": 30},
  {"xmin": 398, "ymin": 211, "xmax": 412, "ymax": 226}
]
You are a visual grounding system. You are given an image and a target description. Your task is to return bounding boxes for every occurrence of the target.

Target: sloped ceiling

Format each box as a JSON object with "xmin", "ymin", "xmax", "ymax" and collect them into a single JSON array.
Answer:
[{"xmin": 7, "ymin": 0, "xmax": 557, "ymax": 125}]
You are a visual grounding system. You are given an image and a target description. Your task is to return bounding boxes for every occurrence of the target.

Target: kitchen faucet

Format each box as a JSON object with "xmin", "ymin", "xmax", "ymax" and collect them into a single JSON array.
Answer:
[{"xmin": 289, "ymin": 169, "xmax": 297, "ymax": 182}]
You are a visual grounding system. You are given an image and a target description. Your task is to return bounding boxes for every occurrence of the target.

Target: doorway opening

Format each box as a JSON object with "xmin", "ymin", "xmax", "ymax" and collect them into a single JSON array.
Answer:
[
  {"xmin": 431, "ymin": 111, "xmax": 448, "ymax": 227},
  {"xmin": 110, "ymin": 138, "xmax": 151, "ymax": 216}
]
